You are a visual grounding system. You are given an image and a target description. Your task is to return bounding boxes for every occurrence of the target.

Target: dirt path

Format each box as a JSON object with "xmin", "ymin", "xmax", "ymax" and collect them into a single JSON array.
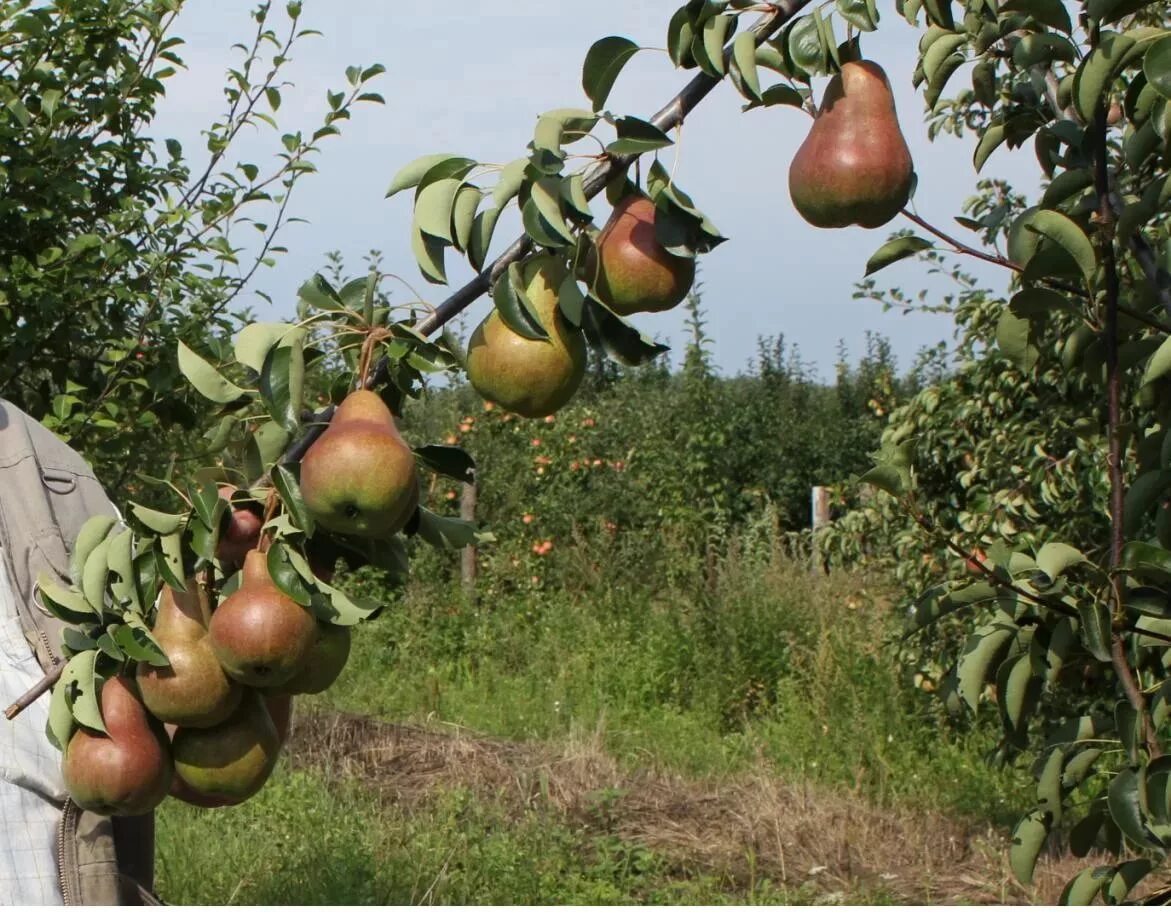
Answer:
[{"xmin": 286, "ymin": 708, "xmax": 1096, "ymax": 905}]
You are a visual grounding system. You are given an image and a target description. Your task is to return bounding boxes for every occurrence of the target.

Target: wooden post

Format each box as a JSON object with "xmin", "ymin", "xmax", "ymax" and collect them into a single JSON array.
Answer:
[
  {"xmin": 460, "ymin": 481, "xmax": 478, "ymax": 598},
  {"xmin": 811, "ymin": 485, "xmax": 830, "ymax": 573}
]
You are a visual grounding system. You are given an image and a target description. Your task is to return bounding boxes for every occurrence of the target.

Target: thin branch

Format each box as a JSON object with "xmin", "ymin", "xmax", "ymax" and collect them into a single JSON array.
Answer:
[{"xmin": 1093, "ymin": 71, "xmax": 1163, "ymax": 759}]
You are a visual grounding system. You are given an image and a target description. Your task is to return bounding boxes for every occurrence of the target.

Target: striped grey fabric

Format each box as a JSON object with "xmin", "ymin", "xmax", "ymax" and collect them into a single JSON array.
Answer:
[{"xmin": 0, "ymin": 553, "xmax": 64, "ymax": 905}]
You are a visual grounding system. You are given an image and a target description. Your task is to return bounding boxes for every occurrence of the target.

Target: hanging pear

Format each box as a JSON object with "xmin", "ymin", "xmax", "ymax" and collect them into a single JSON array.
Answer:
[
  {"xmin": 170, "ymin": 690, "xmax": 281, "ymax": 803},
  {"xmin": 788, "ymin": 60, "xmax": 914, "ymax": 229},
  {"xmin": 299, "ymin": 390, "xmax": 420, "ymax": 538},
  {"xmin": 272, "ymin": 622, "xmax": 351, "ymax": 695},
  {"xmin": 137, "ymin": 579, "xmax": 243, "ymax": 728},
  {"xmin": 208, "ymin": 550, "xmax": 318, "ymax": 688},
  {"xmin": 466, "ymin": 255, "xmax": 587, "ymax": 418},
  {"xmin": 61, "ymin": 676, "xmax": 173, "ymax": 816},
  {"xmin": 587, "ymin": 194, "xmax": 695, "ymax": 315}
]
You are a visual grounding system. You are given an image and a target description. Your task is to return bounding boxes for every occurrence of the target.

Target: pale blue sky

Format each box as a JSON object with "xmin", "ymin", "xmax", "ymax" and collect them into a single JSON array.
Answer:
[{"xmin": 153, "ymin": 2, "xmax": 1042, "ymax": 377}]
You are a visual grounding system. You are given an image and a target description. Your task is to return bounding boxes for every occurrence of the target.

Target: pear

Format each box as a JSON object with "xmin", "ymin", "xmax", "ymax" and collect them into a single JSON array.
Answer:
[
  {"xmin": 587, "ymin": 194, "xmax": 695, "ymax": 315},
  {"xmin": 167, "ymin": 694, "xmax": 293, "ymax": 808},
  {"xmin": 61, "ymin": 675, "xmax": 173, "ymax": 816},
  {"xmin": 466, "ymin": 255, "xmax": 587, "ymax": 418},
  {"xmin": 272, "ymin": 622, "xmax": 351, "ymax": 695},
  {"xmin": 171, "ymin": 691, "xmax": 281, "ymax": 803},
  {"xmin": 299, "ymin": 390, "xmax": 420, "ymax": 538},
  {"xmin": 216, "ymin": 485, "xmax": 264, "ymax": 570},
  {"xmin": 788, "ymin": 60, "xmax": 914, "ymax": 229},
  {"xmin": 138, "ymin": 580, "xmax": 243, "ymax": 727},
  {"xmin": 208, "ymin": 550, "xmax": 318, "ymax": 688}
]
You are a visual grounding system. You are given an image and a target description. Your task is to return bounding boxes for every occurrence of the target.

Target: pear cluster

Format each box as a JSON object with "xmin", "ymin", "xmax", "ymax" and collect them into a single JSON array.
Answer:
[
  {"xmin": 62, "ymin": 560, "xmax": 351, "ymax": 816},
  {"xmin": 465, "ymin": 195, "xmax": 696, "ymax": 419}
]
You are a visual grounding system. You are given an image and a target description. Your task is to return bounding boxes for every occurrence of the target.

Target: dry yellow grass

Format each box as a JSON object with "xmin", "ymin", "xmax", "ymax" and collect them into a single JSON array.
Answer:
[{"xmin": 287, "ymin": 709, "xmax": 1114, "ymax": 905}]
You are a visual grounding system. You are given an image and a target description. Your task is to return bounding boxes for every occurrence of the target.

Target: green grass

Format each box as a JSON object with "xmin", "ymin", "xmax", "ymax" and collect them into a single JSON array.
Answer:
[{"xmin": 155, "ymin": 548, "xmax": 1029, "ymax": 904}]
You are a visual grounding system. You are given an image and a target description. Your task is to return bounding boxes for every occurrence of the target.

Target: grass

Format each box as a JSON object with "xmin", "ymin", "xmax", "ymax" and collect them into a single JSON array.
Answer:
[{"xmin": 155, "ymin": 544, "xmax": 1046, "ymax": 905}]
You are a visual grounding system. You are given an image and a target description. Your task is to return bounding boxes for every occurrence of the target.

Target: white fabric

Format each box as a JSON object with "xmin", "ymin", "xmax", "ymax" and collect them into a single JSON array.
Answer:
[{"xmin": 0, "ymin": 553, "xmax": 65, "ymax": 905}]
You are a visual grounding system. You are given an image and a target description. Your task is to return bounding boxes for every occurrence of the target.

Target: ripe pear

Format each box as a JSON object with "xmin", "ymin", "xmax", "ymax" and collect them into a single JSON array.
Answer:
[
  {"xmin": 272, "ymin": 622, "xmax": 351, "ymax": 695},
  {"xmin": 138, "ymin": 580, "xmax": 243, "ymax": 728},
  {"xmin": 788, "ymin": 60, "xmax": 914, "ymax": 229},
  {"xmin": 216, "ymin": 485, "xmax": 264, "ymax": 570},
  {"xmin": 466, "ymin": 256, "xmax": 587, "ymax": 418},
  {"xmin": 587, "ymin": 195, "xmax": 695, "ymax": 315},
  {"xmin": 208, "ymin": 550, "xmax": 318, "ymax": 688},
  {"xmin": 61, "ymin": 676, "xmax": 173, "ymax": 816},
  {"xmin": 299, "ymin": 390, "xmax": 420, "ymax": 538},
  {"xmin": 171, "ymin": 691, "xmax": 281, "ymax": 803}
]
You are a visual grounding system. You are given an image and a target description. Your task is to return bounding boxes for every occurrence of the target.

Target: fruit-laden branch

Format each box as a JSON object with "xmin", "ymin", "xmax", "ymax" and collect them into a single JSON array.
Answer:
[
  {"xmin": 411, "ymin": 0, "xmax": 812, "ymax": 340},
  {"xmin": 285, "ymin": 0, "xmax": 815, "ymax": 463},
  {"xmin": 5, "ymin": 0, "xmax": 815, "ymax": 724}
]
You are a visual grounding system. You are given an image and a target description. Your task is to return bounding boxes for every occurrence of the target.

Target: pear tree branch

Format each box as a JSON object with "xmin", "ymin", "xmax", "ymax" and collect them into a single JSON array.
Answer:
[{"xmin": 5, "ymin": 0, "xmax": 815, "ymax": 723}]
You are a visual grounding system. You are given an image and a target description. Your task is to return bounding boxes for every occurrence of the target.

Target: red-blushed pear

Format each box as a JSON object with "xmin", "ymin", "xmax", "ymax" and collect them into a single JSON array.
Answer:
[
  {"xmin": 167, "ymin": 694, "xmax": 292, "ymax": 808},
  {"xmin": 137, "ymin": 579, "xmax": 242, "ymax": 727},
  {"xmin": 788, "ymin": 60, "xmax": 913, "ymax": 229},
  {"xmin": 208, "ymin": 550, "xmax": 318, "ymax": 688},
  {"xmin": 587, "ymin": 194, "xmax": 695, "ymax": 315},
  {"xmin": 466, "ymin": 256, "xmax": 587, "ymax": 418},
  {"xmin": 271, "ymin": 622, "xmax": 351, "ymax": 695},
  {"xmin": 170, "ymin": 690, "xmax": 281, "ymax": 803},
  {"xmin": 216, "ymin": 485, "xmax": 264, "ymax": 570},
  {"xmin": 299, "ymin": 390, "xmax": 420, "ymax": 538},
  {"xmin": 61, "ymin": 676, "xmax": 173, "ymax": 816}
]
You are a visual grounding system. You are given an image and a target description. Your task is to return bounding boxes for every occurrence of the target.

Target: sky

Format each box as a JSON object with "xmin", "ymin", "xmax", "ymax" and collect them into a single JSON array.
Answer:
[{"xmin": 151, "ymin": 1, "xmax": 1045, "ymax": 378}]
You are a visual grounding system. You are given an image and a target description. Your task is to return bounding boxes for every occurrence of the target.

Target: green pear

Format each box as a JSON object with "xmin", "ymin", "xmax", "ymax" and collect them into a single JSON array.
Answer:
[
  {"xmin": 788, "ymin": 60, "xmax": 913, "ymax": 229},
  {"xmin": 171, "ymin": 690, "xmax": 281, "ymax": 803},
  {"xmin": 587, "ymin": 194, "xmax": 695, "ymax": 315},
  {"xmin": 138, "ymin": 580, "xmax": 243, "ymax": 727},
  {"xmin": 299, "ymin": 390, "xmax": 420, "ymax": 538},
  {"xmin": 61, "ymin": 676, "xmax": 173, "ymax": 816},
  {"xmin": 208, "ymin": 550, "xmax": 318, "ymax": 688},
  {"xmin": 466, "ymin": 255, "xmax": 587, "ymax": 418},
  {"xmin": 272, "ymin": 622, "xmax": 351, "ymax": 695}
]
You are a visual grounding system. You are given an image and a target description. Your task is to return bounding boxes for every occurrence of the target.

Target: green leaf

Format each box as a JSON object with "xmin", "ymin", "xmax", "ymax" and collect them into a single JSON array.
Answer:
[
  {"xmin": 957, "ymin": 618, "xmax": 1017, "ymax": 711},
  {"xmin": 128, "ymin": 503, "xmax": 185, "ymax": 535},
  {"xmin": 244, "ymin": 422, "xmax": 291, "ymax": 483},
  {"xmin": 1124, "ymin": 470, "xmax": 1171, "ymax": 536},
  {"xmin": 999, "ymin": 0, "xmax": 1072, "ymax": 33},
  {"xmin": 787, "ymin": 16, "xmax": 824, "ymax": 75},
  {"xmin": 1145, "ymin": 36, "xmax": 1171, "ymax": 99},
  {"xmin": 414, "ymin": 445, "xmax": 475, "ymax": 484},
  {"xmin": 235, "ymin": 323, "xmax": 298, "ymax": 373},
  {"xmin": 266, "ymin": 543, "xmax": 312, "ymax": 607},
  {"xmin": 155, "ymin": 531, "xmax": 186, "ymax": 593},
  {"xmin": 259, "ymin": 344, "xmax": 304, "ymax": 433},
  {"xmin": 492, "ymin": 263, "xmax": 548, "ymax": 341},
  {"xmin": 451, "ymin": 184, "xmax": 482, "ymax": 254},
  {"xmin": 1109, "ymin": 769, "xmax": 1158, "ymax": 848},
  {"xmin": 530, "ymin": 177, "xmax": 575, "ymax": 243},
  {"xmin": 1025, "ymin": 210, "xmax": 1097, "ymax": 283},
  {"xmin": 667, "ymin": 6, "xmax": 697, "ymax": 68},
  {"xmin": 468, "ymin": 207, "xmax": 501, "ymax": 273},
  {"xmin": 415, "ymin": 177, "xmax": 463, "ymax": 244},
  {"xmin": 47, "ymin": 668, "xmax": 74, "ymax": 751},
  {"xmin": 581, "ymin": 300, "xmax": 670, "ymax": 367},
  {"xmin": 80, "ymin": 535, "xmax": 111, "ymax": 613},
  {"xmin": 1074, "ymin": 31, "xmax": 1136, "ymax": 123},
  {"xmin": 1060, "ymin": 866, "xmax": 1110, "ymax": 905},
  {"xmin": 1080, "ymin": 602, "xmax": 1114, "ymax": 663},
  {"xmin": 413, "ymin": 506, "xmax": 492, "ymax": 551},
  {"xmin": 411, "ymin": 220, "xmax": 447, "ymax": 285},
  {"xmin": 996, "ymin": 305, "xmax": 1043, "ymax": 373},
  {"xmin": 865, "ymin": 236, "xmax": 933, "ymax": 275},
  {"xmin": 1010, "ymin": 810, "xmax": 1052, "ymax": 885},
  {"xmin": 63, "ymin": 650, "xmax": 106, "ymax": 734},
  {"xmin": 974, "ymin": 121, "xmax": 1007, "ymax": 173},
  {"xmin": 607, "ymin": 116, "xmax": 673, "ymax": 155},
  {"xmin": 837, "ymin": 0, "xmax": 878, "ymax": 31},
  {"xmin": 272, "ymin": 464, "xmax": 312, "ymax": 537},
  {"xmin": 37, "ymin": 577, "xmax": 96, "ymax": 624},
  {"xmin": 582, "ymin": 36, "xmax": 640, "ymax": 111},
  {"xmin": 493, "ymin": 159, "xmax": 529, "ymax": 209},
  {"xmin": 1105, "ymin": 859, "xmax": 1155, "ymax": 905},
  {"xmin": 70, "ymin": 515, "xmax": 117, "ymax": 587},
  {"xmin": 741, "ymin": 84, "xmax": 806, "ymax": 111},
  {"xmin": 698, "ymin": 14, "xmax": 733, "ymax": 77},
  {"xmin": 730, "ymin": 31, "xmax": 761, "ymax": 101},
  {"xmin": 297, "ymin": 274, "xmax": 346, "ymax": 312},
  {"xmin": 177, "ymin": 341, "xmax": 247, "ymax": 404},
  {"xmin": 1036, "ymin": 543, "xmax": 1086, "ymax": 580},
  {"xmin": 386, "ymin": 153, "xmax": 457, "ymax": 198}
]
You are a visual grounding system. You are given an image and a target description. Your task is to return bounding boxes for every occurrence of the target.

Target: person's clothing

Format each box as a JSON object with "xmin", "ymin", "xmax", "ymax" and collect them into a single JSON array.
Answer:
[
  {"xmin": 0, "ymin": 400, "xmax": 157, "ymax": 905},
  {"xmin": 0, "ymin": 552, "xmax": 66, "ymax": 904}
]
